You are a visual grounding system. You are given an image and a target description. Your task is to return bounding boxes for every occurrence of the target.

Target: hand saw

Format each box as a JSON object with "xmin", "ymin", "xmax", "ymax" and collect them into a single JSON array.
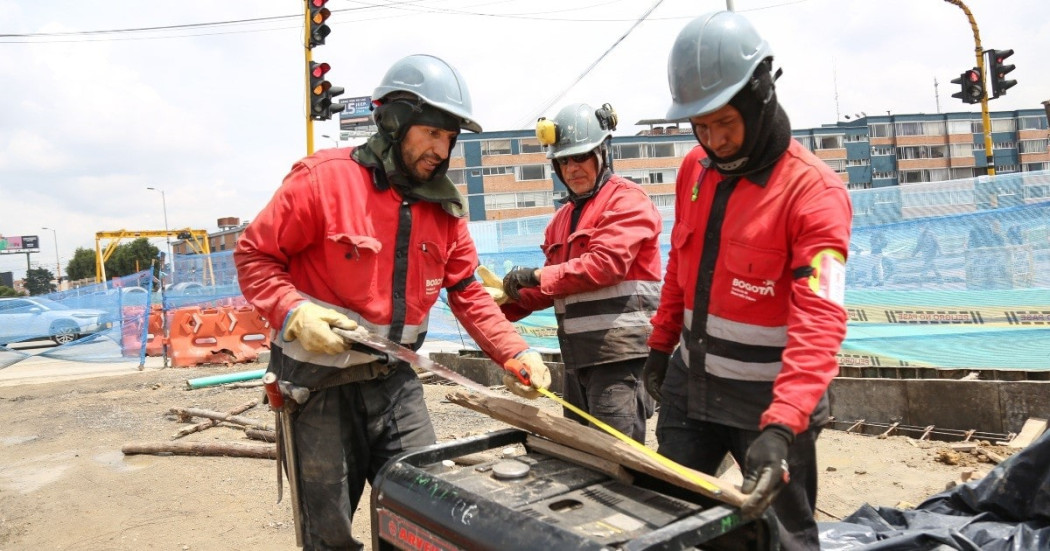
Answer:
[{"xmin": 331, "ymin": 327, "xmax": 498, "ymax": 396}]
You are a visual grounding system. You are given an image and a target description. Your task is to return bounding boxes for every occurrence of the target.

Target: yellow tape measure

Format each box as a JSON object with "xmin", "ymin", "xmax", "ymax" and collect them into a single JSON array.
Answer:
[{"xmin": 535, "ymin": 387, "xmax": 722, "ymax": 496}]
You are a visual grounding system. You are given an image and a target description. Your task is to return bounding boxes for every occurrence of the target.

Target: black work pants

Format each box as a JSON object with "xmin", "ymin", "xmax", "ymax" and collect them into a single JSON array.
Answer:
[
  {"xmin": 562, "ymin": 358, "xmax": 655, "ymax": 443},
  {"xmin": 293, "ymin": 363, "xmax": 436, "ymax": 550},
  {"xmin": 656, "ymin": 398, "xmax": 822, "ymax": 551}
]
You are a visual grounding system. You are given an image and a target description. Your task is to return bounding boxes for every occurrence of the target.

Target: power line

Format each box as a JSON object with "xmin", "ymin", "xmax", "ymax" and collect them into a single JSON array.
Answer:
[{"xmin": 516, "ymin": 0, "xmax": 666, "ymax": 129}]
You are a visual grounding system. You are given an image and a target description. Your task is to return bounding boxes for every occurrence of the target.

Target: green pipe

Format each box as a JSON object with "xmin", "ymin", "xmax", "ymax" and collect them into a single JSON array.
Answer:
[{"xmin": 186, "ymin": 369, "xmax": 267, "ymax": 390}]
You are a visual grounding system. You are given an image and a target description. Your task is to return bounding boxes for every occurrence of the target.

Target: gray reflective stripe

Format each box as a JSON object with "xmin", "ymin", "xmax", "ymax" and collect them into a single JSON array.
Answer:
[
  {"xmin": 705, "ymin": 355, "xmax": 782, "ymax": 381},
  {"xmin": 707, "ymin": 314, "xmax": 787, "ymax": 347},
  {"xmin": 680, "ymin": 307, "xmax": 783, "ymax": 382},
  {"xmin": 277, "ymin": 294, "xmax": 427, "ymax": 368},
  {"xmin": 563, "ymin": 280, "xmax": 662, "ymax": 306},
  {"xmin": 554, "ymin": 280, "xmax": 661, "ymax": 314},
  {"xmin": 562, "ymin": 310, "xmax": 655, "ymax": 335}
]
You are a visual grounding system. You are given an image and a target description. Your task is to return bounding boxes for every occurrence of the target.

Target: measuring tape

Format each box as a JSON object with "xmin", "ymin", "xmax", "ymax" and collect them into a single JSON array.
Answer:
[{"xmin": 533, "ymin": 387, "xmax": 723, "ymax": 496}]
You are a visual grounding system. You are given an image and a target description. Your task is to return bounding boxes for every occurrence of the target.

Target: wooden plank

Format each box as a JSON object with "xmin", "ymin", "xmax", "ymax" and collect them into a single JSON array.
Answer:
[
  {"xmin": 447, "ymin": 391, "xmax": 744, "ymax": 507},
  {"xmin": 920, "ymin": 425, "xmax": 935, "ymax": 441},
  {"xmin": 1008, "ymin": 417, "xmax": 1047, "ymax": 449},
  {"xmin": 526, "ymin": 435, "xmax": 634, "ymax": 485},
  {"xmin": 845, "ymin": 419, "xmax": 865, "ymax": 433}
]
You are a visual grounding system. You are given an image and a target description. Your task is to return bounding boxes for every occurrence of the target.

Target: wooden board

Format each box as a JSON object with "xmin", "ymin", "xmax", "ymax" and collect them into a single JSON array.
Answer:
[
  {"xmin": 1008, "ymin": 417, "xmax": 1047, "ymax": 449},
  {"xmin": 525, "ymin": 435, "xmax": 634, "ymax": 485},
  {"xmin": 446, "ymin": 391, "xmax": 744, "ymax": 507}
]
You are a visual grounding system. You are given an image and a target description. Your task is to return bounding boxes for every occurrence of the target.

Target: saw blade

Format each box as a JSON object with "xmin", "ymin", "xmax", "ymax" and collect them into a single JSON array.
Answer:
[{"xmin": 332, "ymin": 327, "xmax": 498, "ymax": 396}]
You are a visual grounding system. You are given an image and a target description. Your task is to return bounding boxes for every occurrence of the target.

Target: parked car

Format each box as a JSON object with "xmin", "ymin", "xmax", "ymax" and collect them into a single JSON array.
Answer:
[{"xmin": 0, "ymin": 297, "xmax": 112, "ymax": 345}]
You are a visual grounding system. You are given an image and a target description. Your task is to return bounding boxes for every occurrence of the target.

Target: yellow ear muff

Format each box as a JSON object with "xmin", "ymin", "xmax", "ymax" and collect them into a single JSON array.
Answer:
[{"xmin": 536, "ymin": 117, "xmax": 557, "ymax": 146}]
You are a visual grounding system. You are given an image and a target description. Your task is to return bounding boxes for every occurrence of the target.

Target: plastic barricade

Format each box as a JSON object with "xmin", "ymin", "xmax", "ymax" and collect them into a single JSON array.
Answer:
[{"xmin": 166, "ymin": 305, "xmax": 271, "ymax": 367}]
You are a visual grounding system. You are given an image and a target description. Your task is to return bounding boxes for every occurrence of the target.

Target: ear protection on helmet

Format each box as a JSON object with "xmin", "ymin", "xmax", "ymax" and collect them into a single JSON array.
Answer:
[
  {"xmin": 536, "ymin": 117, "xmax": 558, "ymax": 146},
  {"xmin": 595, "ymin": 103, "xmax": 618, "ymax": 132}
]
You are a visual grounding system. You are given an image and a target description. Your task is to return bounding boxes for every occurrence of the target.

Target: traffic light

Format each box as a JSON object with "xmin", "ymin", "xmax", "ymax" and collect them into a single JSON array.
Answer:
[
  {"xmin": 987, "ymin": 48, "xmax": 1016, "ymax": 99},
  {"xmin": 308, "ymin": 0, "xmax": 332, "ymax": 48},
  {"xmin": 309, "ymin": 61, "xmax": 346, "ymax": 120},
  {"xmin": 950, "ymin": 68, "xmax": 983, "ymax": 105}
]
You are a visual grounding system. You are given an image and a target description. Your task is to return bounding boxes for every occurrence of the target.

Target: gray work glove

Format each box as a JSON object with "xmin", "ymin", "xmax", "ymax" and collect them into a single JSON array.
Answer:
[
  {"xmin": 740, "ymin": 424, "xmax": 794, "ymax": 519},
  {"xmin": 642, "ymin": 350, "xmax": 670, "ymax": 403}
]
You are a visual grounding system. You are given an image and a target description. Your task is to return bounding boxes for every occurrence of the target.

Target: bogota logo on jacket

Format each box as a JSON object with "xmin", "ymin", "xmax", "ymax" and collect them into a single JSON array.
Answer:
[{"xmin": 731, "ymin": 278, "xmax": 776, "ymax": 301}]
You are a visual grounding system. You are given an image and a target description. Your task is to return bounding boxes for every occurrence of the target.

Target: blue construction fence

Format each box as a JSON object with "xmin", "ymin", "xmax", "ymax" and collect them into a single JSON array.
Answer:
[{"xmin": 4, "ymin": 170, "xmax": 1049, "ymax": 371}]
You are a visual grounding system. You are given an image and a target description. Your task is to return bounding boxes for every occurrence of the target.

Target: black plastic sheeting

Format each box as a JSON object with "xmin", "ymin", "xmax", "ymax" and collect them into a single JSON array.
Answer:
[{"xmin": 819, "ymin": 430, "xmax": 1050, "ymax": 550}]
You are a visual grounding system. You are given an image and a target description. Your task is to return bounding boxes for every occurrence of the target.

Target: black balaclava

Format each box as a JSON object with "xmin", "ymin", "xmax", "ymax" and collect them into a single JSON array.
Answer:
[
  {"xmin": 695, "ymin": 59, "xmax": 792, "ymax": 177},
  {"xmin": 352, "ymin": 94, "xmax": 467, "ymax": 217}
]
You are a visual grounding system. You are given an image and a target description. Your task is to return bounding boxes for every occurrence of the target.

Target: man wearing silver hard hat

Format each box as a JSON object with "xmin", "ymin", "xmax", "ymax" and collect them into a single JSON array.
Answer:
[
  {"xmin": 236, "ymin": 54, "xmax": 551, "ymax": 550},
  {"xmin": 644, "ymin": 12, "xmax": 852, "ymax": 550},
  {"xmin": 489, "ymin": 102, "xmax": 662, "ymax": 442}
]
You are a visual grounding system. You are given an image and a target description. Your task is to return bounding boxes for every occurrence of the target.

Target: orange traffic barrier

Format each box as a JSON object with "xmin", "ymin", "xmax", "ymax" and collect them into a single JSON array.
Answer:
[{"xmin": 167, "ymin": 305, "xmax": 271, "ymax": 367}]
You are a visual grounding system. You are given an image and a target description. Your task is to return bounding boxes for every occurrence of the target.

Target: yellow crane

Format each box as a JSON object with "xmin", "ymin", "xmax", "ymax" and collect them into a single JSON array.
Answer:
[{"xmin": 94, "ymin": 229, "xmax": 213, "ymax": 284}]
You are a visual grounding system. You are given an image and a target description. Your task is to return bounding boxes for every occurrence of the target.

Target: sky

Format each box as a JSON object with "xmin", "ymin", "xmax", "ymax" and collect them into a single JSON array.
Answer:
[{"xmin": 1, "ymin": 0, "xmax": 1047, "ymax": 282}]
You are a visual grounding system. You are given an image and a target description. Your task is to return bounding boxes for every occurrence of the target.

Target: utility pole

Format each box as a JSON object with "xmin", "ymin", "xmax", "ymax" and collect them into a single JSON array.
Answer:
[{"xmin": 943, "ymin": 0, "xmax": 995, "ymax": 175}]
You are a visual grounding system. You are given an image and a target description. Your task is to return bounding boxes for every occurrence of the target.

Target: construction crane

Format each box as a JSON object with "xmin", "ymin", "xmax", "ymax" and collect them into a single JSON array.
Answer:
[{"xmin": 94, "ymin": 229, "xmax": 213, "ymax": 284}]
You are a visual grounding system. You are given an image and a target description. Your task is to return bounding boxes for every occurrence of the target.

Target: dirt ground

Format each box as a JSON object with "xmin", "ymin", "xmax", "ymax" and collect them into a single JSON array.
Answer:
[{"xmin": 0, "ymin": 362, "xmax": 1016, "ymax": 550}]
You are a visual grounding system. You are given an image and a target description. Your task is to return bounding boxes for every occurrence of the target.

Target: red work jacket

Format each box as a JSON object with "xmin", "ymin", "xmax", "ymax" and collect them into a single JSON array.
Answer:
[
  {"xmin": 235, "ymin": 147, "xmax": 529, "ymax": 367},
  {"xmin": 648, "ymin": 141, "xmax": 852, "ymax": 434},
  {"xmin": 502, "ymin": 175, "xmax": 663, "ymax": 368}
]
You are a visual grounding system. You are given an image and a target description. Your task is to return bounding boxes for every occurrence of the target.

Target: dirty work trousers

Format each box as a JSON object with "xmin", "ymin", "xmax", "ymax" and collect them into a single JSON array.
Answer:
[
  {"xmin": 656, "ymin": 399, "xmax": 822, "ymax": 551},
  {"xmin": 562, "ymin": 358, "xmax": 655, "ymax": 443},
  {"xmin": 284, "ymin": 362, "xmax": 436, "ymax": 550}
]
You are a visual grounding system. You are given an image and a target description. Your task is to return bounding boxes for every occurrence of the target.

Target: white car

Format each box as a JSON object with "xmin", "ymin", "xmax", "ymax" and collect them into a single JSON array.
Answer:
[{"xmin": 0, "ymin": 297, "xmax": 112, "ymax": 345}]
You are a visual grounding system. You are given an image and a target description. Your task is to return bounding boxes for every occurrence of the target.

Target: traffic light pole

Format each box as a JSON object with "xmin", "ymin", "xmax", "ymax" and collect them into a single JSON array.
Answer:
[
  {"xmin": 304, "ymin": 2, "xmax": 316, "ymax": 156},
  {"xmin": 944, "ymin": 0, "xmax": 994, "ymax": 175}
]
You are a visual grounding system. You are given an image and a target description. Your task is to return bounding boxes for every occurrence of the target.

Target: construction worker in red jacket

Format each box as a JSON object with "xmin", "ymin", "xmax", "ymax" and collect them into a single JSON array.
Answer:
[
  {"xmin": 234, "ymin": 54, "xmax": 551, "ymax": 551},
  {"xmin": 643, "ymin": 12, "xmax": 851, "ymax": 551},
  {"xmin": 490, "ymin": 103, "xmax": 663, "ymax": 442}
]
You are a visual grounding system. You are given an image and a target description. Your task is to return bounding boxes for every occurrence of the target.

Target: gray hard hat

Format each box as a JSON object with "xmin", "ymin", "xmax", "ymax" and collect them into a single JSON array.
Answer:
[
  {"xmin": 372, "ymin": 54, "xmax": 482, "ymax": 133},
  {"xmin": 542, "ymin": 103, "xmax": 617, "ymax": 159},
  {"xmin": 666, "ymin": 11, "xmax": 773, "ymax": 122}
]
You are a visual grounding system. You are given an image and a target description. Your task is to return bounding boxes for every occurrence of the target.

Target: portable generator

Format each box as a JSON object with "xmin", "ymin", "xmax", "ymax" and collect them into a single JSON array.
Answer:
[{"xmin": 371, "ymin": 429, "xmax": 778, "ymax": 550}]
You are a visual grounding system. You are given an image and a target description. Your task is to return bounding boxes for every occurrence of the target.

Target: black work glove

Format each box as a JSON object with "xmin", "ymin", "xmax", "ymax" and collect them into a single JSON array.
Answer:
[
  {"xmin": 740, "ymin": 424, "xmax": 794, "ymax": 519},
  {"xmin": 642, "ymin": 350, "xmax": 670, "ymax": 403},
  {"xmin": 503, "ymin": 267, "xmax": 540, "ymax": 301}
]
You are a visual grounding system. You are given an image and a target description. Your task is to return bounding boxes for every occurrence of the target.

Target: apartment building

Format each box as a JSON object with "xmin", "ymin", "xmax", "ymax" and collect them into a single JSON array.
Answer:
[{"xmin": 452, "ymin": 108, "xmax": 1049, "ymax": 222}]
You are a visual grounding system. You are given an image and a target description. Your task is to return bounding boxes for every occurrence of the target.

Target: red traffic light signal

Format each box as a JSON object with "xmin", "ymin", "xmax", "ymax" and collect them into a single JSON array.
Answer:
[
  {"xmin": 950, "ymin": 68, "xmax": 984, "ymax": 105},
  {"xmin": 308, "ymin": 0, "xmax": 332, "ymax": 48},
  {"xmin": 309, "ymin": 61, "xmax": 345, "ymax": 121},
  {"xmin": 987, "ymin": 48, "xmax": 1017, "ymax": 99}
]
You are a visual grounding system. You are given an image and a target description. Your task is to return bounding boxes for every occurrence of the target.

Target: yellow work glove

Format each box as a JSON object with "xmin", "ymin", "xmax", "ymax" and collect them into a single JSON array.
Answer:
[
  {"xmin": 501, "ymin": 350, "xmax": 551, "ymax": 400},
  {"xmin": 477, "ymin": 265, "xmax": 508, "ymax": 305},
  {"xmin": 282, "ymin": 302, "xmax": 358, "ymax": 355}
]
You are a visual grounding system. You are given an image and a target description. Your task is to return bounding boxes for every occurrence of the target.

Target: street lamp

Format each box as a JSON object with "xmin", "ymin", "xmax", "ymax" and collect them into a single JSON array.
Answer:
[
  {"xmin": 321, "ymin": 134, "xmax": 339, "ymax": 148},
  {"xmin": 146, "ymin": 187, "xmax": 172, "ymax": 281},
  {"xmin": 41, "ymin": 226, "xmax": 61, "ymax": 286}
]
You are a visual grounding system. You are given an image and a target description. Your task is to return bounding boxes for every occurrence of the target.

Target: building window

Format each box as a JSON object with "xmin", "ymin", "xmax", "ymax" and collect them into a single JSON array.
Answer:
[
  {"xmin": 846, "ymin": 158, "xmax": 867, "ymax": 167},
  {"xmin": 990, "ymin": 119, "xmax": 1016, "ymax": 133},
  {"xmin": 517, "ymin": 164, "xmax": 546, "ymax": 181},
  {"xmin": 995, "ymin": 164, "xmax": 1020, "ymax": 174},
  {"xmin": 823, "ymin": 159, "xmax": 846, "ymax": 172},
  {"xmin": 1018, "ymin": 116, "xmax": 1048, "ymax": 130},
  {"xmin": 482, "ymin": 166, "xmax": 513, "ymax": 176},
  {"xmin": 1023, "ymin": 163, "xmax": 1049, "ymax": 172},
  {"xmin": 871, "ymin": 145, "xmax": 894, "ymax": 156},
  {"xmin": 869, "ymin": 123, "xmax": 892, "ymax": 138},
  {"xmin": 613, "ymin": 144, "xmax": 645, "ymax": 159},
  {"xmin": 1019, "ymin": 139, "xmax": 1048, "ymax": 154},
  {"xmin": 482, "ymin": 139, "xmax": 511, "ymax": 156},
  {"xmin": 451, "ymin": 143, "xmax": 464, "ymax": 158},
  {"xmin": 447, "ymin": 168, "xmax": 466, "ymax": 185},
  {"xmin": 872, "ymin": 170, "xmax": 897, "ymax": 180},
  {"xmin": 994, "ymin": 141, "xmax": 1017, "ymax": 150},
  {"xmin": 674, "ymin": 142, "xmax": 696, "ymax": 157},
  {"xmin": 844, "ymin": 134, "xmax": 868, "ymax": 143},
  {"xmin": 947, "ymin": 120, "xmax": 973, "ymax": 134},
  {"xmin": 649, "ymin": 143, "xmax": 676, "ymax": 158},
  {"xmin": 520, "ymin": 139, "xmax": 543, "ymax": 154},
  {"xmin": 795, "ymin": 136, "xmax": 814, "ymax": 150},
  {"xmin": 950, "ymin": 143, "xmax": 974, "ymax": 158},
  {"xmin": 815, "ymin": 135, "xmax": 845, "ymax": 149}
]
